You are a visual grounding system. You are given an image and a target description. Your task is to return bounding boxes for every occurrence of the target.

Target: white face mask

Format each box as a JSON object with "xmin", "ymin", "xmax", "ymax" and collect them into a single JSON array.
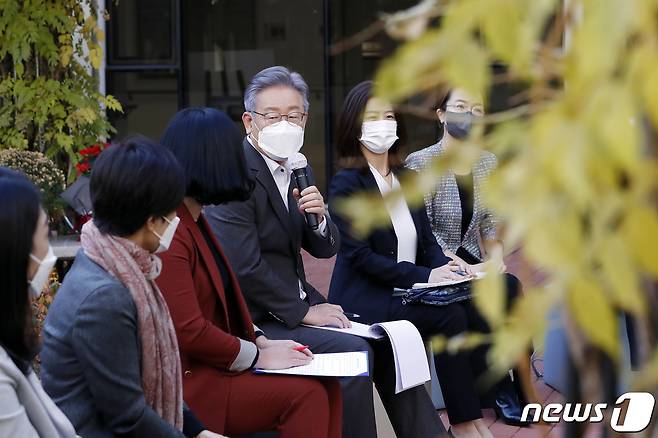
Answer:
[
  {"xmin": 360, "ymin": 120, "xmax": 398, "ymax": 154},
  {"xmin": 254, "ymin": 120, "xmax": 305, "ymax": 161},
  {"xmin": 151, "ymin": 216, "xmax": 180, "ymax": 253},
  {"xmin": 29, "ymin": 245, "xmax": 57, "ymax": 299}
]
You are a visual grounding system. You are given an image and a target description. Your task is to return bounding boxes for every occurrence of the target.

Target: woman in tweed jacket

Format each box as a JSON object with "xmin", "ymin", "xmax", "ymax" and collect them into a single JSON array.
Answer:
[
  {"xmin": 407, "ymin": 88, "xmax": 504, "ymax": 269},
  {"xmin": 406, "ymin": 88, "xmax": 528, "ymax": 426},
  {"xmin": 408, "ymin": 144, "xmax": 498, "ymax": 264}
]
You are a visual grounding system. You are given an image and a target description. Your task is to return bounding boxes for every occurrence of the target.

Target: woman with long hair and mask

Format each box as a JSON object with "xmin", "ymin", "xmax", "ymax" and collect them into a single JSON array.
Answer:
[{"xmin": 0, "ymin": 168, "xmax": 77, "ymax": 438}]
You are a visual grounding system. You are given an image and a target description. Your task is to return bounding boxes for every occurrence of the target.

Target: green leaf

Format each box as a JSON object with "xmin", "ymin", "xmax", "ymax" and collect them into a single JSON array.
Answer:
[
  {"xmin": 59, "ymin": 45, "xmax": 73, "ymax": 67},
  {"xmin": 102, "ymin": 94, "xmax": 123, "ymax": 112},
  {"xmin": 55, "ymin": 132, "xmax": 73, "ymax": 150},
  {"xmin": 89, "ymin": 46, "xmax": 102, "ymax": 70},
  {"xmin": 0, "ymin": 0, "xmax": 118, "ymax": 176}
]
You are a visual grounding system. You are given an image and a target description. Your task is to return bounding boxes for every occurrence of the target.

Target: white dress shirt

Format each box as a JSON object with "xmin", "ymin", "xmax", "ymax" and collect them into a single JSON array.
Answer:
[
  {"xmin": 248, "ymin": 137, "xmax": 327, "ymax": 300},
  {"xmin": 369, "ymin": 164, "xmax": 418, "ymax": 263}
]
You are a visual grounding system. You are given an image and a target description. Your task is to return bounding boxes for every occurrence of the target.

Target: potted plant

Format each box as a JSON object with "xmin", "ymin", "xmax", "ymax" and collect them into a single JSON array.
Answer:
[{"xmin": 0, "ymin": 149, "xmax": 66, "ymax": 223}]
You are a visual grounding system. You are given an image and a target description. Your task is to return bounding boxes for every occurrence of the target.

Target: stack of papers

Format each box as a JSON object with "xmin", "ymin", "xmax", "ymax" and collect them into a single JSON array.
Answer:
[
  {"xmin": 303, "ymin": 320, "xmax": 430, "ymax": 393},
  {"xmin": 303, "ymin": 321, "xmax": 385, "ymax": 339},
  {"xmin": 412, "ymin": 271, "xmax": 486, "ymax": 289},
  {"xmin": 254, "ymin": 351, "xmax": 369, "ymax": 377}
]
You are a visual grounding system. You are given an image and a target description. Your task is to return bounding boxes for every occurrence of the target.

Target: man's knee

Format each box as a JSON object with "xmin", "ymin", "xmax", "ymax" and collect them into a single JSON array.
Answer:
[
  {"xmin": 322, "ymin": 332, "xmax": 374, "ymax": 355},
  {"xmin": 344, "ymin": 335, "xmax": 373, "ymax": 355}
]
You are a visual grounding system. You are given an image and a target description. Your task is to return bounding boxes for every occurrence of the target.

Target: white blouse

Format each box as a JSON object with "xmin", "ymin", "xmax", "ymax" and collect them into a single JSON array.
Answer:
[{"xmin": 368, "ymin": 164, "xmax": 418, "ymax": 263}]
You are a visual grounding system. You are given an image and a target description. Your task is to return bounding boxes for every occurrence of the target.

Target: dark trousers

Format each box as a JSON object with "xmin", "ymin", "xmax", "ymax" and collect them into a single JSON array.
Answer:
[
  {"xmin": 259, "ymin": 320, "xmax": 446, "ymax": 438},
  {"xmin": 388, "ymin": 273, "xmax": 522, "ymax": 425}
]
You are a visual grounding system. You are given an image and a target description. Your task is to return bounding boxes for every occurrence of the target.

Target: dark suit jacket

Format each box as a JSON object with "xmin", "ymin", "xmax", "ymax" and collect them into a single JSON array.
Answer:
[
  {"xmin": 156, "ymin": 204, "xmax": 256, "ymax": 433},
  {"xmin": 205, "ymin": 139, "xmax": 340, "ymax": 328},
  {"xmin": 327, "ymin": 168, "xmax": 450, "ymax": 324}
]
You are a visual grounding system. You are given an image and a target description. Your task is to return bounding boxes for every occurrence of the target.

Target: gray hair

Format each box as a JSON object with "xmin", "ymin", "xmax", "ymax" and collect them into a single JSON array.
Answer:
[{"xmin": 244, "ymin": 66, "xmax": 310, "ymax": 112}]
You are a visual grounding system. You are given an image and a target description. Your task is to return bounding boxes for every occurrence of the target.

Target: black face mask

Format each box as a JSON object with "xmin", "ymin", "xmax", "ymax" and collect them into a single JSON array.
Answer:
[{"xmin": 444, "ymin": 111, "xmax": 478, "ymax": 140}]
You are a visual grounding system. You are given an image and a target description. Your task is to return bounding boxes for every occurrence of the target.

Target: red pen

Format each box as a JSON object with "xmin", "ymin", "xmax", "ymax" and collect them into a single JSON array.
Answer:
[{"xmin": 293, "ymin": 345, "xmax": 310, "ymax": 352}]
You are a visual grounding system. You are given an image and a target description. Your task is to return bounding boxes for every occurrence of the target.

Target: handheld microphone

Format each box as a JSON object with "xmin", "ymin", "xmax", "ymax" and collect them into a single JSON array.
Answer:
[{"xmin": 289, "ymin": 152, "xmax": 319, "ymax": 230}]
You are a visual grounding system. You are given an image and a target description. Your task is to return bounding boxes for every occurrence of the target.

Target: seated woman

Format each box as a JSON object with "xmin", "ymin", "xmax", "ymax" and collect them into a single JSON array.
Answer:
[
  {"xmin": 40, "ymin": 138, "xmax": 222, "ymax": 438},
  {"xmin": 157, "ymin": 107, "xmax": 341, "ymax": 438},
  {"xmin": 0, "ymin": 168, "xmax": 77, "ymax": 438},
  {"xmin": 406, "ymin": 86, "xmax": 527, "ymax": 421},
  {"xmin": 328, "ymin": 81, "xmax": 523, "ymax": 438},
  {"xmin": 406, "ymin": 87, "xmax": 509, "ymax": 275}
]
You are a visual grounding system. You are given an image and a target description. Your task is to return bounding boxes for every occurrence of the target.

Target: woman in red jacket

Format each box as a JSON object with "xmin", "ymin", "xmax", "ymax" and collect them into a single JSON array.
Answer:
[{"xmin": 157, "ymin": 107, "xmax": 341, "ymax": 438}]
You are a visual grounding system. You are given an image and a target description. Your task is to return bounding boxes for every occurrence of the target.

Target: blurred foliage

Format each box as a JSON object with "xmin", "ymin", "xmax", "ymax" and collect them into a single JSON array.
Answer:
[
  {"xmin": 338, "ymin": 0, "xmax": 658, "ymax": 404},
  {"xmin": 0, "ymin": 0, "xmax": 122, "ymax": 179}
]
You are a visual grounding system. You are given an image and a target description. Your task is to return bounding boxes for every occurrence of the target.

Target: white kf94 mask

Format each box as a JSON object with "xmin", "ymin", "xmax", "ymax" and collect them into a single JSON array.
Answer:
[
  {"xmin": 360, "ymin": 120, "xmax": 398, "ymax": 154},
  {"xmin": 256, "ymin": 120, "xmax": 305, "ymax": 161},
  {"xmin": 29, "ymin": 245, "xmax": 57, "ymax": 299},
  {"xmin": 152, "ymin": 216, "xmax": 180, "ymax": 253}
]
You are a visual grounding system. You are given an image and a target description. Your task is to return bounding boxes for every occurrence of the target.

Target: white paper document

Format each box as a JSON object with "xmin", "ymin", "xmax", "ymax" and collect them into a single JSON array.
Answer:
[
  {"xmin": 302, "ymin": 321, "xmax": 385, "ymax": 339},
  {"xmin": 412, "ymin": 271, "xmax": 486, "ymax": 289},
  {"xmin": 253, "ymin": 351, "xmax": 369, "ymax": 377},
  {"xmin": 373, "ymin": 320, "xmax": 431, "ymax": 393},
  {"xmin": 303, "ymin": 320, "xmax": 430, "ymax": 393}
]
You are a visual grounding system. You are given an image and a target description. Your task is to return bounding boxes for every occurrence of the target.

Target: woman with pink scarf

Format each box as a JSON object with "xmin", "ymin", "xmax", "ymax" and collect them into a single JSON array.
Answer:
[{"xmin": 40, "ymin": 137, "xmax": 223, "ymax": 438}]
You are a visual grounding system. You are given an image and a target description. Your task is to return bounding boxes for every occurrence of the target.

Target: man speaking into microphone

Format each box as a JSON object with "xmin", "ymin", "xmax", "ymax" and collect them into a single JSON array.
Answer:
[{"xmin": 205, "ymin": 66, "xmax": 445, "ymax": 438}]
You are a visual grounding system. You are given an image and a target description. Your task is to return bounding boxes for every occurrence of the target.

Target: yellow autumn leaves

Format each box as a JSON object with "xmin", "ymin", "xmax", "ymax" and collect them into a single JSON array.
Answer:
[
  {"xmin": 59, "ymin": 16, "xmax": 104, "ymax": 69},
  {"xmin": 338, "ymin": 0, "xmax": 658, "ymax": 387}
]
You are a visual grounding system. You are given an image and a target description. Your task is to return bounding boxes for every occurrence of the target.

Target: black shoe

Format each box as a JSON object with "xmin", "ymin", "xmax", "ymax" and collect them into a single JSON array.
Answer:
[{"xmin": 493, "ymin": 379, "xmax": 531, "ymax": 427}]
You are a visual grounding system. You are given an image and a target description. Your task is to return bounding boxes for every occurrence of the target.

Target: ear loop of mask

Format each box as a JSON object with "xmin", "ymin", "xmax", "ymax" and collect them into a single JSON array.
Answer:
[
  {"xmin": 151, "ymin": 216, "xmax": 171, "ymax": 240},
  {"xmin": 248, "ymin": 114, "xmax": 262, "ymax": 144}
]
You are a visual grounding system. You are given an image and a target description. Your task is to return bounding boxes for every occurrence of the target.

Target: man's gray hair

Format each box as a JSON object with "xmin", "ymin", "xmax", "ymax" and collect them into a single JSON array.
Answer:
[{"xmin": 244, "ymin": 66, "xmax": 310, "ymax": 112}]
